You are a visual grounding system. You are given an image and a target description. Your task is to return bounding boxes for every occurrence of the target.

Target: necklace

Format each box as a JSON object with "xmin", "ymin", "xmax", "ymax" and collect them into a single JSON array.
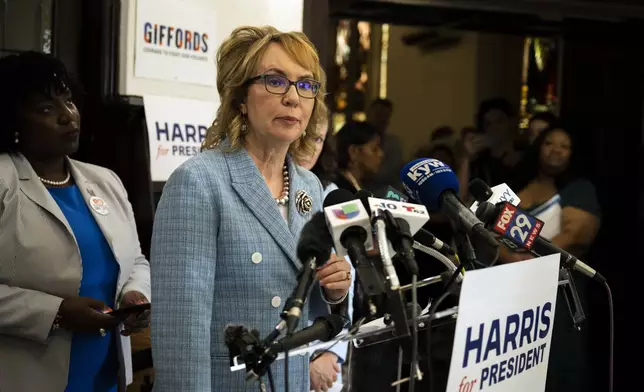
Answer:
[
  {"xmin": 39, "ymin": 171, "xmax": 71, "ymax": 186},
  {"xmin": 275, "ymin": 163, "xmax": 289, "ymax": 206},
  {"xmin": 343, "ymin": 171, "xmax": 361, "ymax": 191}
]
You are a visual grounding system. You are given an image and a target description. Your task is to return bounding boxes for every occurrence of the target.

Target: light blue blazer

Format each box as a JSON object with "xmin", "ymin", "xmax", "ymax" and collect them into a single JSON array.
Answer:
[{"xmin": 150, "ymin": 143, "xmax": 334, "ymax": 392}]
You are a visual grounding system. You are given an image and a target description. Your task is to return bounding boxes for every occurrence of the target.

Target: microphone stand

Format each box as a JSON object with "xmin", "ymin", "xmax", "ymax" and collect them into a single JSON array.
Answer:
[
  {"xmin": 452, "ymin": 230, "xmax": 478, "ymax": 270},
  {"xmin": 559, "ymin": 268, "xmax": 587, "ymax": 330},
  {"xmin": 229, "ymin": 307, "xmax": 459, "ymax": 372}
]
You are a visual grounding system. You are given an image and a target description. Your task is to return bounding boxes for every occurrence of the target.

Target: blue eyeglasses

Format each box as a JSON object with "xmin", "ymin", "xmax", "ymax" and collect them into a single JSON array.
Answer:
[{"xmin": 246, "ymin": 74, "xmax": 320, "ymax": 99}]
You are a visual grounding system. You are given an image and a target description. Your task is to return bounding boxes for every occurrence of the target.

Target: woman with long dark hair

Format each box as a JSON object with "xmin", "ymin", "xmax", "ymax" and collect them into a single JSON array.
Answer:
[{"xmin": 506, "ymin": 125, "xmax": 600, "ymax": 392}]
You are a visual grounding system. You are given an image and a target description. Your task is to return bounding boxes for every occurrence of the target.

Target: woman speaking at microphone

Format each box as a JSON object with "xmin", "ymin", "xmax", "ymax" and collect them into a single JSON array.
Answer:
[{"xmin": 150, "ymin": 26, "xmax": 352, "ymax": 392}]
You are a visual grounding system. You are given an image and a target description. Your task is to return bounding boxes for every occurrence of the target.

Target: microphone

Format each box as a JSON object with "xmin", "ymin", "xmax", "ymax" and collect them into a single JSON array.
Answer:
[
  {"xmin": 246, "ymin": 315, "xmax": 345, "ymax": 381},
  {"xmin": 323, "ymin": 189, "xmax": 374, "ymax": 259},
  {"xmin": 375, "ymin": 185, "xmax": 409, "ymax": 202},
  {"xmin": 286, "ymin": 212, "xmax": 333, "ymax": 334},
  {"xmin": 468, "ymin": 178, "xmax": 521, "ymax": 213},
  {"xmin": 476, "ymin": 201, "xmax": 606, "ymax": 283},
  {"xmin": 272, "ymin": 314, "xmax": 345, "ymax": 352},
  {"xmin": 400, "ymin": 158, "xmax": 498, "ymax": 249},
  {"xmin": 355, "ymin": 189, "xmax": 428, "ymax": 276},
  {"xmin": 373, "ymin": 186, "xmax": 455, "ymax": 255}
]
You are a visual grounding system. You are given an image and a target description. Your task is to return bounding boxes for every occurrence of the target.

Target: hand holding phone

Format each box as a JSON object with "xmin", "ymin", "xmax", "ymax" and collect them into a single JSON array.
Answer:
[{"xmin": 105, "ymin": 303, "xmax": 151, "ymax": 320}]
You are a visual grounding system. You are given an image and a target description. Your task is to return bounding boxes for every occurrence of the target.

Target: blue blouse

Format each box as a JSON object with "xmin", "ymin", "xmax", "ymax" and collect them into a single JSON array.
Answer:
[{"xmin": 48, "ymin": 184, "xmax": 120, "ymax": 392}]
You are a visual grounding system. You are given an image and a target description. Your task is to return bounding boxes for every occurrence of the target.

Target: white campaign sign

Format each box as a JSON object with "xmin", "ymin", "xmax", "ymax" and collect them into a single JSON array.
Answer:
[
  {"xmin": 446, "ymin": 255, "xmax": 560, "ymax": 392},
  {"xmin": 135, "ymin": 0, "xmax": 217, "ymax": 86},
  {"xmin": 143, "ymin": 95, "xmax": 217, "ymax": 182}
]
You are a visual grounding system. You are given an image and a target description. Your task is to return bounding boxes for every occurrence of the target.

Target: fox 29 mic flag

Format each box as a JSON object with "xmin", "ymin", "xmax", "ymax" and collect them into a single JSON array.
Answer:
[{"xmin": 446, "ymin": 255, "xmax": 559, "ymax": 392}]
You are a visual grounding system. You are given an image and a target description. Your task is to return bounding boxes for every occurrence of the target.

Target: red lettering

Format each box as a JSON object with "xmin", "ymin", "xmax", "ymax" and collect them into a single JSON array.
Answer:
[{"xmin": 494, "ymin": 205, "xmax": 515, "ymax": 233}]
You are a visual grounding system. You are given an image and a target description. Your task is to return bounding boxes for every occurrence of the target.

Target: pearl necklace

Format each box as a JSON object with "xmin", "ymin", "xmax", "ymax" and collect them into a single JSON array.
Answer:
[
  {"xmin": 275, "ymin": 163, "xmax": 289, "ymax": 206},
  {"xmin": 39, "ymin": 172, "xmax": 71, "ymax": 186}
]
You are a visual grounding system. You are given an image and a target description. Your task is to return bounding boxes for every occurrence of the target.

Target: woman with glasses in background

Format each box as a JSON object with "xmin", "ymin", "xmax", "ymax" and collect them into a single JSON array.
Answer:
[{"xmin": 151, "ymin": 26, "xmax": 352, "ymax": 392}]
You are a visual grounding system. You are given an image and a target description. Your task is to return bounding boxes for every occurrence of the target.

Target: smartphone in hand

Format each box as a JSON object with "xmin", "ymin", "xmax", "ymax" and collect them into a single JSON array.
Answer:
[{"xmin": 105, "ymin": 303, "xmax": 151, "ymax": 320}]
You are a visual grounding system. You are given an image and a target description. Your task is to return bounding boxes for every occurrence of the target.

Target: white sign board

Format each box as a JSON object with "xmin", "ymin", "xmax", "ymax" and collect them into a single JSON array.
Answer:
[
  {"xmin": 144, "ymin": 95, "xmax": 217, "ymax": 182},
  {"xmin": 135, "ymin": 0, "xmax": 217, "ymax": 87},
  {"xmin": 446, "ymin": 255, "xmax": 560, "ymax": 392}
]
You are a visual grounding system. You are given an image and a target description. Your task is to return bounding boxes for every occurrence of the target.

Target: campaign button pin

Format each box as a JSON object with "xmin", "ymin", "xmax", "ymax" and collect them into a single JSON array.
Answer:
[{"xmin": 89, "ymin": 196, "xmax": 109, "ymax": 216}]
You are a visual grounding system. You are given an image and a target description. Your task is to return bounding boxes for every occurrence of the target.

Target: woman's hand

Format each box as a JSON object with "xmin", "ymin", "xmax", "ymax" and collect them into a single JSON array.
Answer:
[
  {"xmin": 316, "ymin": 253, "xmax": 351, "ymax": 302},
  {"xmin": 57, "ymin": 297, "xmax": 120, "ymax": 334},
  {"xmin": 310, "ymin": 352, "xmax": 340, "ymax": 392},
  {"xmin": 119, "ymin": 291, "xmax": 151, "ymax": 336}
]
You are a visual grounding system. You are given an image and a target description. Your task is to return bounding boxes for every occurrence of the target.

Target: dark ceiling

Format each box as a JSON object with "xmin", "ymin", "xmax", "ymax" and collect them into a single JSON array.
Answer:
[{"xmin": 328, "ymin": 0, "xmax": 644, "ymax": 36}]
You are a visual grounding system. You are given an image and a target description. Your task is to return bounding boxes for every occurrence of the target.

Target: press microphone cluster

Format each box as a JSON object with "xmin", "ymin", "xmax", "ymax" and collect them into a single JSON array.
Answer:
[{"xmin": 469, "ymin": 179, "xmax": 606, "ymax": 283}]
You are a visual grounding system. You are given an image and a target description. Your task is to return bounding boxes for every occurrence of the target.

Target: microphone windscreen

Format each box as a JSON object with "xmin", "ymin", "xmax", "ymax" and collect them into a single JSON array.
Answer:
[
  {"xmin": 296, "ymin": 212, "xmax": 333, "ymax": 266},
  {"xmin": 400, "ymin": 158, "xmax": 459, "ymax": 211},
  {"xmin": 373, "ymin": 186, "xmax": 409, "ymax": 202},
  {"xmin": 468, "ymin": 178, "xmax": 493, "ymax": 202},
  {"xmin": 319, "ymin": 314, "xmax": 345, "ymax": 340},
  {"xmin": 323, "ymin": 188, "xmax": 355, "ymax": 208},
  {"xmin": 354, "ymin": 189, "xmax": 373, "ymax": 214}
]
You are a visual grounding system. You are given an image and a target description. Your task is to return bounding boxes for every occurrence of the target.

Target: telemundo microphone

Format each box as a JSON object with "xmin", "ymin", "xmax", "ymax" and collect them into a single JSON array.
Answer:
[
  {"xmin": 400, "ymin": 158, "xmax": 499, "ymax": 249},
  {"xmin": 471, "ymin": 180, "xmax": 606, "ymax": 283}
]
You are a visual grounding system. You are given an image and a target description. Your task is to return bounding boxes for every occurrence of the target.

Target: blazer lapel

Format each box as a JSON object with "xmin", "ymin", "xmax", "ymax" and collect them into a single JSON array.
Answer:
[
  {"xmin": 226, "ymin": 147, "xmax": 301, "ymax": 270},
  {"xmin": 11, "ymin": 154, "xmax": 75, "ymax": 237},
  {"xmin": 67, "ymin": 159, "xmax": 121, "ymax": 267}
]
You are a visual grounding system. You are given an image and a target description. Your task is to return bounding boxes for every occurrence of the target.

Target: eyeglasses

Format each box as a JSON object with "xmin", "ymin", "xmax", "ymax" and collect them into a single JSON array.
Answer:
[{"xmin": 246, "ymin": 74, "xmax": 320, "ymax": 99}]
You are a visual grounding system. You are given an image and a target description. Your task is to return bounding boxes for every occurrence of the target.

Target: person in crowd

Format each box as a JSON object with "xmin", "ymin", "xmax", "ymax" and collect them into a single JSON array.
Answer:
[
  {"xmin": 150, "ymin": 26, "xmax": 352, "ymax": 392},
  {"xmin": 334, "ymin": 120, "xmax": 384, "ymax": 194},
  {"xmin": 298, "ymin": 119, "xmax": 355, "ymax": 392},
  {"xmin": 0, "ymin": 52, "xmax": 151, "ymax": 392},
  {"xmin": 527, "ymin": 111, "xmax": 558, "ymax": 144},
  {"xmin": 364, "ymin": 98, "xmax": 404, "ymax": 191},
  {"xmin": 299, "ymin": 117, "xmax": 338, "ymax": 195},
  {"xmin": 467, "ymin": 98, "xmax": 525, "ymax": 188},
  {"xmin": 503, "ymin": 125, "xmax": 600, "ymax": 392},
  {"xmin": 429, "ymin": 125, "xmax": 456, "ymax": 143}
]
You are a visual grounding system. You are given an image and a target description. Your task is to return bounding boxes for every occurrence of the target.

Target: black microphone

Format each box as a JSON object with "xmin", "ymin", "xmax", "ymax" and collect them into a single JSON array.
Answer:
[
  {"xmin": 246, "ymin": 314, "xmax": 345, "ymax": 381},
  {"xmin": 272, "ymin": 314, "xmax": 345, "ymax": 352},
  {"xmin": 287, "ymin": 212, "xmax": 333, "ymax": 334}
]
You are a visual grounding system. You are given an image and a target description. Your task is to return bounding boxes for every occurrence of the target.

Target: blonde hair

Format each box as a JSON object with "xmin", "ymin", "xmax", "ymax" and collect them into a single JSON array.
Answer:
[{"xmin": 202, "ymin": 26, "xmax": 328, "ymax": 162}]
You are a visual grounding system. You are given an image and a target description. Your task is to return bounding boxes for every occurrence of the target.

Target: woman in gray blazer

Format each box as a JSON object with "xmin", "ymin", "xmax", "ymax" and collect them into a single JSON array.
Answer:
[
  {"xmin": 150, "ymin": 26, "xmax": 352, "ymax": 392},
  {"xmin": 0, "ymin": 52, "xmax": 151, "ymax": 392}
]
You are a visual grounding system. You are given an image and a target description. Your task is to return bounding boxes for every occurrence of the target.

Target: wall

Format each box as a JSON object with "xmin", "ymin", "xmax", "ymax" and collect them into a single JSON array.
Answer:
[
  {"xmin": 1, "ymin": 0, "xmax": 52, "ymax": 53},
  {"xmin": 384, "ymin": 25, "xmax": 523, "ymax": 159}
]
